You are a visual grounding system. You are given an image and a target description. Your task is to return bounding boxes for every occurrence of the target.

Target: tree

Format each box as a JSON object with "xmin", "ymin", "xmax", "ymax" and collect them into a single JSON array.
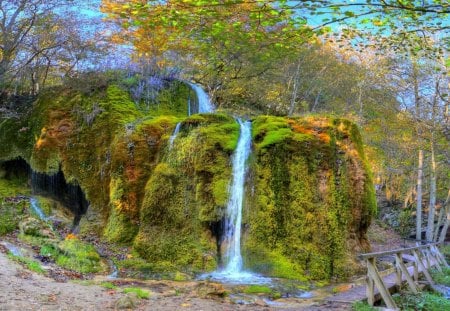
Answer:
[
  {"xmin": 0, "ymin": 1, "xmax": 108, "ymax": 96},
  {"xmin": 101, "ymin": 0, "xmax": 315, "ymax": 105}
]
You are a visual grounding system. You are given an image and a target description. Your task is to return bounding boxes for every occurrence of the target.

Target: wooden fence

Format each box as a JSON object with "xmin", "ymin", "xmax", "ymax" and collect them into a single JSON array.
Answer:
[{"xmin": 359, "ymin": 242, "xmax": 448, "ymax": 309}]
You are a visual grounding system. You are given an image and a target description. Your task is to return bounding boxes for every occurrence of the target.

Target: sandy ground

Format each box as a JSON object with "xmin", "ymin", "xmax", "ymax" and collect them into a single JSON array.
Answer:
[{"xmin": 0, "ymin": 249, "xmax": 353, "ymax": 311}]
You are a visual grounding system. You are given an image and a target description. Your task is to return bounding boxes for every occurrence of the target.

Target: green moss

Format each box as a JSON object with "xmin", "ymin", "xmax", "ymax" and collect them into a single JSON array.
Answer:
[
  {"xmin": 242, "ymin": 285, "xmax": 272, "ymax": 294},
  {"xmin": 0, "ymin": 181, "xmax": 28, "ymax": 235},
  {"xmin": 104, "ymin": 208, "xmax": 138, "ymax": 243},
  {"xmin": 146, "ymin": 81, "xmax": 190, "ymax": 117},
  {"xmin": 56, "ymin": 239, "xmax": 105, "ymax": 273},
  {"xmin": 132, "ymin": 114, "xmax": 239, "ymax": 273},
  {"xmin": 7, "ymin": 253, "xmax": 45, "ymax": 274},
  {"xmin": 0, "ymin": 77, "xmax": 375, "ymax": 282},
  {"xmin": 101, "ymin": 282, "xmax": 118, "ymax": 289},
  {"xmin": 245, "ymin": 116, "xmax": 375, "ymax": 280},
  {"xmin": 123, "ymin": 287, "xmax": 150, "ymax": 299}
]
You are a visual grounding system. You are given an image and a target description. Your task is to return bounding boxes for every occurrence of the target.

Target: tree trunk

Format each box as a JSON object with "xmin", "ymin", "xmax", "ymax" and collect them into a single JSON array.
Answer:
[
  {"xmin": 439, "ymin": 190, "xmax": 450, "ymax": 243},
  {"xmin": 288, "ymin": 62, "xmax": 300, "ymax": 116},
  {"xmin": 426, "ymin": 139, "xmax": 436, "ymax": 241},
  {"xmin": 433, "ymin": 206, "xmax": 445, "ymax": 242},
  {"xmin": 416, "ymin": 149, "xmax": 423, "ymax": 240}
]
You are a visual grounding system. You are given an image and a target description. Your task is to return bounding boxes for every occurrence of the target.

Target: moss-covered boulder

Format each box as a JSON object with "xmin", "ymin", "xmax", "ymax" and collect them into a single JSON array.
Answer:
[
  {"xmin": 0, "ymin": 78, "xmax": 375, "ymax": 280},
  {"xmin": 244, "ymin": 116, "xmax": 376, "ymax": 279}
]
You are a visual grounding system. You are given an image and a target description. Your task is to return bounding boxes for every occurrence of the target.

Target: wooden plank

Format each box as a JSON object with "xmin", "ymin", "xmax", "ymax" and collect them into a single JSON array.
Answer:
[
  {"xmin": 367, "ymin": 258, "xmax": 397, "ymax": 309},
  {"xmin": 366, "ymin": 276, "xmax": 374, "ymax": 306},
  {"xmin": 413, "ymin": 249, "xmax": 434, "ymax": 285},
  {"xmin": 359, "ymin": 242, "xmax": 442, "ymax": 259},
  {"xmin": 395, "ymin": 253, "xmax": 418, "ymax": 294}
]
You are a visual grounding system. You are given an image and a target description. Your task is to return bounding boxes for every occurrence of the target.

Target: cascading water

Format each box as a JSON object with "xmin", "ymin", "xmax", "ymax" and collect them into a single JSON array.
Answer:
[
  {"xmin": 169, "ymin": 82, "xmax": 214, "ymax": 149},
  {"xmin": 0, "ymin": 241, "xmax": 22, "ymax": 257},
  {"xmin": 205, "ymin": 119, "xmax": 270, "ymax": 284},
  {"xmin": 30, "ymin": 197, "xmax": 48, "ymax": 221},
  {"xmin": 223, "ymin": 119, "xmax": 251, "ymax": 274},
  {"xmin": 188, "ymin": 82, "xmax": 215, "ymax": 113},
  {"xmin": 168, "ymin": 122, "xmax": 182, "ymax": 149}
]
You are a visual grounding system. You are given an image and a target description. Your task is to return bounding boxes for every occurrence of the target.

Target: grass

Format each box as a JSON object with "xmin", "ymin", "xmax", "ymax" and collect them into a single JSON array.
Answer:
[
  {"xmin": 7, "ymin": 253, "xmax": 45, "ymax": 274},
  {"xmin": 392, "ymin": 292, "xmax": 450, "ymax": 311},
  {"xmin": 123, "ymin": 287, "xmax": 150, "ymax": 299},
  {"xmin": 242, "ymin": 285, "xmax": 272, "ymax": 294},
  {"xmin": 101, "ymin": 282, "xmax": 117, "ymax": 289},
  {"xmin": 352, "ymin": 301, "xmax": 376, "ymax": 311},
  {"xmin": 430, "ymin": 267, "xmax": 450, "ymax": 286},
  {"xmin": 56, "ymin": 238, "xmax": 104, "ymax": 273},
  {"xmin": 0, "ymin": 178, "xmax": 29, "ymax": 235}
]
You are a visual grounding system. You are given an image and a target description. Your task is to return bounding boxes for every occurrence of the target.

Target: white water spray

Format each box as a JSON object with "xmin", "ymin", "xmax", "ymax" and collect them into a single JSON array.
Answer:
[
  {"xmin": 223, "ymin": 119, "xmax": 251, "ymax": 274},
  {"xmin": 204, "ymin": 119, "xmax": 270, "ymax": 284},
  {"xmin": 188, "ymin": 82, "xmax": 215, "ymax": 113},
  {"xmin": 30, "ymin": 197, "xmax": 47, "ymax": 221},
  {"xmin": 168, "ymin": 122, "xmax": 182, "ymax": 149}
]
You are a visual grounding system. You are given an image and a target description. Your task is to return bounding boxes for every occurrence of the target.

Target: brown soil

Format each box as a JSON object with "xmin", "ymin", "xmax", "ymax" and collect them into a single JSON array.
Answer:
[
  {"xmin": 0, "ymin": 220, "xmax": 405, "ymax": 311},
  {"xmin": 0, "ymin": 247, "xmax": 353, "ymax": 311}
]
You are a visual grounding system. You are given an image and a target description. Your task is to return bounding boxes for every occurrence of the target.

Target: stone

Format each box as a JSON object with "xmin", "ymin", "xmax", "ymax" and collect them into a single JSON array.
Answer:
[
  {"xmin": 194, "ymin": 282, "xmax": 226, "ymax": 299},
  {"xmin": 115, "ymin": 293, "xmax": 139, "ymax": 310}
]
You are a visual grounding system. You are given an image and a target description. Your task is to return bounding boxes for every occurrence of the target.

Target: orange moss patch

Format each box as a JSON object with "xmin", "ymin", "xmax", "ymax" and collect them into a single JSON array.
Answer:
[{"xmin": 288, "ymin": 119, "xmax": 331, "ymax": 144}]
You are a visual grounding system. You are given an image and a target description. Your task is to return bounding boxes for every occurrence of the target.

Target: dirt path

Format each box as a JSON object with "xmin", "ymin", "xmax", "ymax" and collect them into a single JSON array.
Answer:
[{"xmin": 0, "ymin": 250, "xmax": 352, "ymax": 311}]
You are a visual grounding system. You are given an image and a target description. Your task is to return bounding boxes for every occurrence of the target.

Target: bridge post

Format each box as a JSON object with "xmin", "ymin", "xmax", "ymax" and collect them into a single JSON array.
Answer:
[
  {"xmin": 413, "ymin": 249, "xmax": 434, "ymax": 284},
  {"xmin": 395, "ymin": 252, "xmax": 418, "ymax": 294},
  {"xmin": 366, "ymin": 275, "xmax": 374, "ymax": 306},
  {"xmin": 366, "ymin": 257, "xmax": 397, "ymax": 309}
]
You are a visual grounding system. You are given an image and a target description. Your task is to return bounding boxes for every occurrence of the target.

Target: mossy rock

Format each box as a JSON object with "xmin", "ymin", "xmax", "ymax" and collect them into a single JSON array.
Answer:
[
  {"xmin": 244, "ymin": 116, "xmax": 375, "ymax": 280},
  {"xmin": 56, "ymin": 238, "xmax": 105, "ymax": 273},
  {"xmin": 19, "ymin": 217, "xmax": 55, "ymax": 238},
  {"xmin": 0, "ymin": 76, "xmax": 375, "ymax": 281}
]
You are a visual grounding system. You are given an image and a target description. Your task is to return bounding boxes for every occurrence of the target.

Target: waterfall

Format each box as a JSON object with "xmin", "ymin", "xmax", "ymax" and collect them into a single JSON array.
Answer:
[
  {"xmin": 30, "ymin": 197, "xmax": 47, "ymax": 221},
  {"xmin": 223, "ymin": 119, "xmax": 252, "ymax": 274},
  {"xmin": 31, "ymin": 170, "xmax": 89, "ymax": 229},
  {"xmin": 201, "ymin": 119, "xmax": 270, "ymax": 284},
  {"xmin": 168, "ymin": 122, "xmax": 182, "ymax": 149},
  {"xmin": 188, "ymin": 82, "xmax": 215, "ymax": 113},
  {"xmin": 169, "ymin": 82, "xmax": 210, "ymax": 149}
]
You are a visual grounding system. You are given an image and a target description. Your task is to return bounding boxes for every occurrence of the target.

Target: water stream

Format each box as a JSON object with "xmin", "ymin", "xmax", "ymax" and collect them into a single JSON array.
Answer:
[
  {"xmin": 1, "ymin": 241, "xmax": 22, "ymax": 257},
  {"xmin": 187, "ymin": 82, "xmax": 215, "ymax": 113},
  {"xmin": 168, "ymin": 122, "xmax": 182, "ymax": 149},
  {"xmin": 169, "ymin": 82, "xmax": 214, "ymax": 148},
  {"xmin": 205, "ymin": 119, "xmax": 270, "ymax": 284},
  {"xmin": 30, "ymin": 197, "xmax": 48, "ymax": 221},
  {"xmin": 223, "ymin": 119, "xmax": 251, "ymax": 274}
]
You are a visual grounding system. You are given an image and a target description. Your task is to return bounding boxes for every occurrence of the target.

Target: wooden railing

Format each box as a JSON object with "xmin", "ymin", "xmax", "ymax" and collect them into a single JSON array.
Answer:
[{"xmin": 358, "ymin": 242, "xmax": 448, "ymax": 309}]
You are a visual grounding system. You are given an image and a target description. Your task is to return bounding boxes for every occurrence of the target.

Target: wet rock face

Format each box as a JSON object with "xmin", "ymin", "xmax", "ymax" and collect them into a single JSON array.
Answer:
[{"xmin": 31, "ymin": 170, "xmax": 89, "ymax": 219}]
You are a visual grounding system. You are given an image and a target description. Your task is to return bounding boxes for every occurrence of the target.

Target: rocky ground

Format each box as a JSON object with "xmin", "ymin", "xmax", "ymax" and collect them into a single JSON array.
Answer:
[
  {"xmin": 0, "ymin": 206, "xmax": 405, "ymax": 311},
  {"xmin": 0, "ymin": 244, "xmax": 352, "ymax": 311}
]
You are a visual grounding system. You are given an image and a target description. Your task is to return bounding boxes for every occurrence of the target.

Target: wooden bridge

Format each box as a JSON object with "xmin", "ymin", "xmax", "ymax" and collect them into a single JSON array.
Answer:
[{"xmin": 327, "ymin": 242, "xmax": 448, "ymax": 309}]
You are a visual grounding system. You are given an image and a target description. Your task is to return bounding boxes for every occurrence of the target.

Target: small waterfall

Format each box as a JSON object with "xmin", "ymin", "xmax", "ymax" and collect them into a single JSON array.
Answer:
[
  {"xmin": 168, "ymin": 122, "xmax": 182, "ymax": 149},
  {"xmin": 223, "ymin": 119, "xmax": 252, "ymax": 274},
  {"xmin": 188, "ymin": 82, "xmax": 215, "ymax": 113},
  {"xmin": 203, "ymin": 119, "xmax": 270, "ymax": 284},
  {"xmin": 107, "ymin": 259, "xmax": 119, "ymax": 279},
  {"xmin": 30, "ymin": 197, "xmax": 47, "ymax": 221},
  {"xmin": 31, "ymin": 170, "xmax": 89, "ymax": 229}
]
